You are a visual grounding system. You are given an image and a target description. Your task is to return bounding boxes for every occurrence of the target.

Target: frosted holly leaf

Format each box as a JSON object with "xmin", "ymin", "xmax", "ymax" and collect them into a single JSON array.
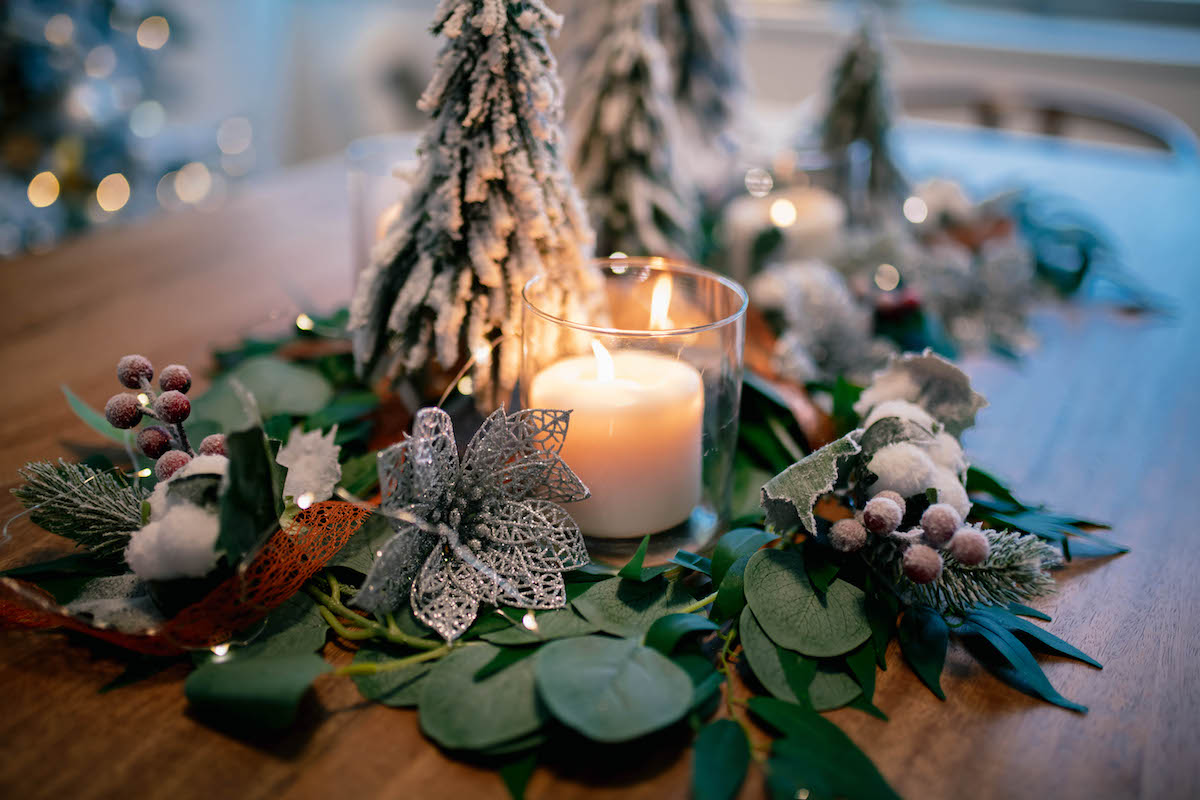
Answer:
[
  {"xmin": 761, "ymin": 431, "xmax": 863, "ymax": 536},
  {"xmin": 352, "ymin": 405, "xmax": 591, "ymax": 641},
  {"xmin": 276, "ymin": 426, "xmax": 342, "ymax": 504},
  {"xmin": 853, "ymin": 350, "xmax": 988, "ymax": 437}
]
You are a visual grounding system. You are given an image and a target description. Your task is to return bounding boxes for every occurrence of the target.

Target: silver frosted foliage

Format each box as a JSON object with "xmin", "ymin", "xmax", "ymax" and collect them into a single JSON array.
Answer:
[{"xmin": 354, "ymin": 406, "xmax": 591, "ymax": 641}]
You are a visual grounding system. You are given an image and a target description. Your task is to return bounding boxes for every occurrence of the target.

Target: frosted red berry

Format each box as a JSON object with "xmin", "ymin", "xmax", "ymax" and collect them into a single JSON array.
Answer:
[
  {"xmin": 948, "ymin": 527, "xmax": 990, "ymax": 566},
  {"xmin": 154, "ymin": 390, "xmax": 191, "ymax": 424},
  {"xmin": 830, "ymin": 519, "xmax": 868, "ymax": 552},
  {"xmin": 158, "ymin": 364, "xmax": 192, "ymax": 393},
  {"xmin": 920, "ymin": 504, "xmax": 962, "ymax": 548},
  {"xmin": 863, "ymin": 496, "xmax": 903, "ymax": 534},
  {"xmin": 104, "ymin": 393, "xmax": 143, "ymax": 429},
  {"xmin": 199, "ymin": 433, "xmax": 227, "ymax": 456},
  {"xmin": 155, "ymin": 450, "xmax": 192, "ymax": 481},
  {"xmin": 874, "ymin": 490, "xmax": 906, "ymax": 517},
  {"xmin": 117, "ymin": 354, "xmax": 153, "ymax": 389},
  {"xmin": 903, "ymin": 543, "xmax": 944, "ymax": 584},
  {"xmin": 136, "ymin": 425, "xmax": 173, "ymax": 459}
]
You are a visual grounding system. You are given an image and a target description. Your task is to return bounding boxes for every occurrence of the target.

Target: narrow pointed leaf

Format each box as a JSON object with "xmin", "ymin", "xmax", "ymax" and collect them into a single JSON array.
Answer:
[{"xmin": 897, "ymin": 606, "xmax": 949, "ymax": 700}]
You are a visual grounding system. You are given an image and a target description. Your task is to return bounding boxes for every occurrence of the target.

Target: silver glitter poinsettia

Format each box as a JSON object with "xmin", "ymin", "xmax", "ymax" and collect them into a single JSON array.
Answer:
[{"xmin": 353, "ymin": 406, "xmax": 591, "ymax": 641}]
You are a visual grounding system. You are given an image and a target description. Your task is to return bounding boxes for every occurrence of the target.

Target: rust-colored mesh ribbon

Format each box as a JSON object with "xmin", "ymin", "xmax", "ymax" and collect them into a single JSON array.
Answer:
[{"xmin": 0, "ymin": 501, "xmax": 370, "ymax": 655}]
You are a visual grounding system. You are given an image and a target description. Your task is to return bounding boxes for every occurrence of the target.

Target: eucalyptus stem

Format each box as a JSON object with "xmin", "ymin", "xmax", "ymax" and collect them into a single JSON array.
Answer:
[
  {"xmin": 305, "ymin": 582, "xmax": 441, "ymax": 651},
  {"xmin": 717, "ymin": 623, "xmax": 765, "ymax": 764},
  {"xmin": 680, "ymin": 591, "xmax": 719, "ymax": 615},
  {"xmin": 334, "ymin": 644, "xmax": 452, "ymax": 676}
]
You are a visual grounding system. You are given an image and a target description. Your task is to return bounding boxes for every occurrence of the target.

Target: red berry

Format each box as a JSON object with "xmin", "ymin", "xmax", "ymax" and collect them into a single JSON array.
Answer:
[
  {"xmin": 154, "ymin": 390, "xmax": 191, "ymax": 424},
  {"xmin": 117, "ymin": 354, "xmax": 153, "ymax": 389},
  {"xmin": 137, "ymin": 425, "xmax": 173, "ymax": 459},
  {"xmin": 830, "ymin": 519, "xmax": 867, "ymax": 552},
  {"xmin": 948, "ymin": 527, "xmax": 990, "ymax": 566},
  {"xmin": 155, "ymin": 450, "xmax": 192, "ymax": 481},
  {"xmin": 104, "ymin": 393, "xmax": 143, "ymax": 429},
  {"xmin": 199, "ymin": 433, "xmax": 227, "ymax": 456},
  {"xmin": 863, "ymin": 496, "xmax": 903, "ymax": 534},
  {"xmin": 873, "ymin": 490, "xmax": 906, "ymax": 517},
  {"xmin": 920, "ymin": 504, "xmax": 962, "ymax": 548},
  {"xmin": 158, "ymin": 364, "xmax": 192, "ymax": 393}
]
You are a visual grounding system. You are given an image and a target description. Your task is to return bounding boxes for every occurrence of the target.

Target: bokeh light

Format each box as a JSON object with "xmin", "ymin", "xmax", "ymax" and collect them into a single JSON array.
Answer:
[
  {"xmin": 129, "ymin": 100, "xmax": 165, "ymax": 138},
  {"xmin": 903, "ymin": 196, "xmax": 929, "ymax": 224},
  {"xmin": 175, "ymin": 162, "xmax": 212, "ymax": 204},
  {"xmin": 96, "ymin": 173, "xmax": 131, "ymax": 212},
  {"xmin": 85, "ymin": 46, "xmax": 117, "ymax": 79},
  {"xmin": 744, "ymin": 167, "xmax": 774, "ymax": 198},
  {"xmin": 217, "ymin": 117, "xmax": 253, "ymax": 155},
  {"xmin": 874, "ymin": 263, "xmax": 901, "ymax": 292},
  {"xmin": 44, "ymin": 14, "xmax": 74, "ymax": 45},
  {"xmin": 769, "ymin": 198, "xmax": 798, "ymax": 227},
  {"xmin": 27, "ymin": 172, "xmax": 60, "ymax": 208},
  {"xmin": 136, "ymin": 16, "xmax": 170, "ymax": 50}
]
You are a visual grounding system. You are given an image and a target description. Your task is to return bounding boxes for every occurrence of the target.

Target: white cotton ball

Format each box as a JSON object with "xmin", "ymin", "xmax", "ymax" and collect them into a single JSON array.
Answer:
[
  {"xmin": 866, "ymin": 443, "xmax": 937, "ymax": 500},
  {"xmin": 927, "ymin": 468, "xmax": 971, "ymax": 519},
  {"xmin": 146, "ymin": 480, "xmax": 170, "ymax": 521},
  {"xmin": 853, "ymin": 370, "xmax": 921, "ymax": 418},
  {"xmin": 125, "ymin": 504, "xmax": 221, "ymax": 581},
  {"xmin": 922, "ymin": 432, "xmax": 968, "ymax": 478},
  {"xmin": 915, "ymin": 178, "xmax": 974, "ymax": 224},
  {"xmin": 863, "ymin": 399, "xmax": 937, "ymax": 432},
  {"xmin": 175, "ymin": 454, "xmax": 229, "ymax": 480}
]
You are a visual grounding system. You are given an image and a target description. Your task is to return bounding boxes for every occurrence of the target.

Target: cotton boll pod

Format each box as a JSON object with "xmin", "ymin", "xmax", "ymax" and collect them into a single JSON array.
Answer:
[
  {"xmin": 863, "ymin": 399, "xmax": 937, "ymax": 432},
  {"xmin": 923, "ymin": 432, "xmax": 968, "ymax": 478},
  {"xmin": 903, "ymin": 543, "xmax": 944, "ymax": 584},
  {"xmin": 928, "ymin": 468, "xmax": 971, "ymax": 519},
  {"xmin": 867, "ymin": 442, "xmax": 937, "ymax": 500},
  {"xmin": 949, "ymin": 527, "xmax": 990, "ymax": 566},
  {"xmin": 862, "ymin": 496, "xmax": 903, "ymax": 534},
  {"xmin": 830, "ymin": 518, "xmax": 868, "ymax": 552},
  {"xmin": 920, "ymin": 503, "xmax": 963, "ymax": 548}
]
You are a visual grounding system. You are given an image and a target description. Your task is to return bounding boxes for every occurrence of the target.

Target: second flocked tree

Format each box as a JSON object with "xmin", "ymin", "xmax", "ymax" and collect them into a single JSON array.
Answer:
[
  {"xmin": 350, "ymin": 0, "xmax": 601, "ymax": 409},
  {"xmin": 821, "ymin": 22, "xmax": 905, "ymax": 199},
  {"xmin": 567, "ymin": 0, "xmax": 695, "ymax": 259}
]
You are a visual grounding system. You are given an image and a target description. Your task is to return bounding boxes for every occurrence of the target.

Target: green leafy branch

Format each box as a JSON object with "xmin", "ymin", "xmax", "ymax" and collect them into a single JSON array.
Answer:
[{"xmin": 12, "ymin": 460, "xmax": 143, "ymax": 558}]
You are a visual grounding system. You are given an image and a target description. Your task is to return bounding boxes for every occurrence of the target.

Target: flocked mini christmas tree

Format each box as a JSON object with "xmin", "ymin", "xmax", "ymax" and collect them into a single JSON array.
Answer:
[
  {"xmin": 655, "ymin": 0, "xmax": 744, "ymax": 155},
  {"xmin": 567, "ymin": 0, "xmax": 695, "ymax": 258},
  {"xmin": 820, "ymin": 21, "xmax": 905, "ymax": 198},
  {"xmin": 350, "ymin": 0, "xmax": 601, "ymax": 409}
]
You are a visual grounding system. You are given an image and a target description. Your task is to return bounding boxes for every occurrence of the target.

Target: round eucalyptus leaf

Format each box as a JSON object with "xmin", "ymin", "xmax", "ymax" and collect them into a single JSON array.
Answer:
[
  {"xmin": 739, "ymin": 606, "xmax": 861, "ymax": 711},
  {"xmin": 418, "ymin": 643, "xmax": 546, "ymax": 750},
  {"xmin": 744, "ymin": 549, "xmax": 871, "ymax": 657},
  {"xmin": 351, "ymin": 647, "xmax": 432, "ymax": 708},
  {"xmin": 534, "ymin": 635, "xmax": 693, "ymax": 742}
]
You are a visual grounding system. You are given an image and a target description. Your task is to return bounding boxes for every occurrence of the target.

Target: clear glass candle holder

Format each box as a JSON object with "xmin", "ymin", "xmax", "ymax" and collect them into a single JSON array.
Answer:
[
  {"xmin": 346, "ymin": 132, "xmax": 421, "ymax": 283},
  {"xmin": 521, "ymin": 258, "xmax": 748, "ymax": 564}
]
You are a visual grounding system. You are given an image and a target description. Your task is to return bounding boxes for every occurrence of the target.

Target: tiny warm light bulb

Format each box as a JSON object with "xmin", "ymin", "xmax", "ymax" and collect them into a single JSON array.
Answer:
[
  {"xmin": 472, "ymin": 344, "xmax": 492, "ymax": 366},
  {"xmin": 903, "ymin": 196, "xmax": 929, "ymax": 224},
  {"xmin": 769, "ymin": 198, "xmax": 798, "ymax": 228},
  {"xmin": 609, "ymin": 251, "xmax": 628, "ymax": 258},
  {"xmin": 874, "ymin": 263, "xmax": 901, "ymax": 292},
  {"xmin": 136, "ymin": 467, "xmax": 152, "ymax": 478},
  {"xmin": 649, "ymin": 275, "xmax": 674, "ymax": 330},
  {"xmin": 295, "ymin": 313, "xmax": 315, "ymax": 331},
  {"xmin": 210, "ymin": 643, "xmax": 230, "ymax": 657},
  {"xmin": 27, "ymin": 172, "xmax": 59, "ymax": 208},
  {"xmin": 522, "ymin": 611, "xmax": 538, "ymax": 631},
  {"xmin": 456, "ymin": 375, "xmax": 474, "ymax": 396},
  {"xmin": 296, "ymin": 492, "xmax": 315, "ymax": 510},
  {"xmin": 591, "ymin": 340, "xmax": 615, "ymax": 382},
  {"xmin": 136, "ymin": 392, "xmax": 150, "ymax": 405}
]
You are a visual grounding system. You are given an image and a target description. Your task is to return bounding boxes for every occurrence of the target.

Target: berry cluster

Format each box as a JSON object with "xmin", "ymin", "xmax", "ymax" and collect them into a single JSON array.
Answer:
[
  {"xmin": 103, "ymin": 354, "xmax": 226, "ymax": 481},
  {"xmin": 829, "ymin": 493, "xmax": 991, "ymax": 584}
]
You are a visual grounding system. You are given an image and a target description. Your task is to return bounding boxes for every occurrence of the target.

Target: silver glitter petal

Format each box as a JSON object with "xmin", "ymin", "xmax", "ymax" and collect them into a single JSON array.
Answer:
[{"xmin": 352, "ymin": 405, "xmax": 591, "ymax": 641}]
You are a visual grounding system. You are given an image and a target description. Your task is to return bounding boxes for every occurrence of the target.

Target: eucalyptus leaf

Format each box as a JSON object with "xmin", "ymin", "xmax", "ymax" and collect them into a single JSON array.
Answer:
[
  {"xmin": 351, "ymin": 648, "xmax": 432, "ymax": 707},
  {"xmin": 644, "ymin": 613, "xmax": 718, "ymax": 655},
  {"xmin": 62, "ymin": 384, "xmax": 127, "ymax": 445},
  {"xmin": 712, "ymin": 551, "xmax": 752, "ymax": 622},
  {"xmin": 845, "ymin": 641, "xmax": 878, "ymax": 702},
  {"xmin": 337, "ymin": 450, "xmax": 381, "ymax": 498},
  {"xmin": 743, "ymin": 549, "xmax": 871, "ymax": 657},
  {"xmin": 750, "ymin": 698, "xmax": 902, "ymax": 800},
  {"xmin": 216, "ymin": 426, "xmax": 285, "ymax": 565},
  {"xmin": 670, "ymin": 550, "xmax": 712, "ymax": 576},
  {"xmin": 190, "ymin": 356, "xmax": 334, "ymax": 432},
  {"xmin": 711, "ymin": 528, "xmax": 778, "ymax": 587},
  {"xmin": 673, "ymin": 652, "xmax": 724, "ymax": 711},
  {"xmin": 327, "ymin": 513, "xmax": 395, "ymax": 575},
  {"xmin": 852, "ymin": 350, "xmax": 987, "ymax": 437},
  {"xmin": 535, "ymin": 636, "xmax": 694, "ymax": 742},
  {"xmin": 761, "ymin": 431, "xmax": 861, "ymax": 536},
  {"xmin": 418, "ymin": 643, "xmax": 547, "ymax": 750},
  {"xmin": 572, "ymin": 577, "xmax": 695, "ymax": 637},
  {"xmin": 185, "ymin": 653, "xmax": 331, "ymax": 730},
  {"xmin": 693, "ymin": 719, "xmax": 751, "ymax": 800},
  {"xmin": 897, "ymin": 606, "xmax": 949, "ymax": 700},
  {"xmin": 225, "ymin": 592, "xmax": 328, "ymax": 660},
  {"xmin": 738, "ymin": 606, "xmax": 861, "ymax": 711},
  {"xmin": 475, "ymin": 646, "xmax": 538, "ymax": 680},
  {"xmin": 482, "ymin": 608, "xmax": 598, "ymax": 645},
  {"xmin": 617, "ymin": 535, "xmax": 671, "ymax": 582}
]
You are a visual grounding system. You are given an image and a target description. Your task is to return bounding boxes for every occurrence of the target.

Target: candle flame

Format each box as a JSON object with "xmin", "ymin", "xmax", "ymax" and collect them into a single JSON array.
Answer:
[
  {"xmin": 591, "ymin": 340, "xmax": 615, "ymax": 382},
  {"xmin": 649, "ymin": 275, "xmax": 674, "ymax": 330}
]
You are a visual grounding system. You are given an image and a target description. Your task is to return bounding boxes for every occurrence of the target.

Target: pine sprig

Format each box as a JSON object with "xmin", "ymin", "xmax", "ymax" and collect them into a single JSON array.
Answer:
[
  {"xmin": 865, "ymin": 528, "xmax": 1061, "ymax": 614},
  {"xmin": 12, "ymin": 460, "xmax": 143, "ymax": 558}
]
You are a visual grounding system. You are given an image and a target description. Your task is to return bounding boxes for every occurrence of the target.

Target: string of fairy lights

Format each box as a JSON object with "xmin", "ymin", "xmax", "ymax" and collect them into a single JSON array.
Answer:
[{"xmin": 4, "ymin": 3, "xmax": 255, "ymax": 257}]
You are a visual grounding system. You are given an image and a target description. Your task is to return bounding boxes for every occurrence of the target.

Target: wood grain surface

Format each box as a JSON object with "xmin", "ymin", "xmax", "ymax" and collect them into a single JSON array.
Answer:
[{"xmin": 1, "ymin": 131, "xmax": 1198, "ymax": 800}]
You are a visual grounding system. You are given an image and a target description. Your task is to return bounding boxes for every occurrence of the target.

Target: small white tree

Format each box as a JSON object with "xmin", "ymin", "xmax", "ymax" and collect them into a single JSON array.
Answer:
[
  {"xmin": 350, "ymin": 0, "xmax": 601, "ymax": 409},
  {"xmin": 567, "ymin": 0, "xmax": 695, "ymax": 259},
  {"xmin": 656, "ymin": 0, "xmax": 744, "ymax": 155}
]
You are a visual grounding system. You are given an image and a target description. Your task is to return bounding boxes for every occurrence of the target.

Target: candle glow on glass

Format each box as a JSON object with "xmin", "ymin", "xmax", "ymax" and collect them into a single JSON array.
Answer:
[{"xmin": 649, "ymin": 275, "xmax": 674, "ymax": 330}]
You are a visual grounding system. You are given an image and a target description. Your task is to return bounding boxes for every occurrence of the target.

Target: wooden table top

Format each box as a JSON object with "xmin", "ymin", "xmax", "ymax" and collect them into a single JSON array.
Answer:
[{"xmin": 1, "ymin": 129, "xmax": 1198, "ymax": 800}]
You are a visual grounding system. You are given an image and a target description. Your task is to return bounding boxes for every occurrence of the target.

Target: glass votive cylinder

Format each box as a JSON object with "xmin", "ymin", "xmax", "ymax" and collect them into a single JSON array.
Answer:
[
  {"xmin": 521, "ymin": 258, "xmax": 748, "ymax": 561},
  {"xmin": 346, "ymin": 132, "xmax": 421, "ymax": 282}
]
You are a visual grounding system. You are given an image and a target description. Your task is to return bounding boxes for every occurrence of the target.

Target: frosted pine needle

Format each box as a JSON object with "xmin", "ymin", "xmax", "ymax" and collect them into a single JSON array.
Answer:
[{"xmin": 12, "ymin": 460, "xmax": 143, "ymax": 558}]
